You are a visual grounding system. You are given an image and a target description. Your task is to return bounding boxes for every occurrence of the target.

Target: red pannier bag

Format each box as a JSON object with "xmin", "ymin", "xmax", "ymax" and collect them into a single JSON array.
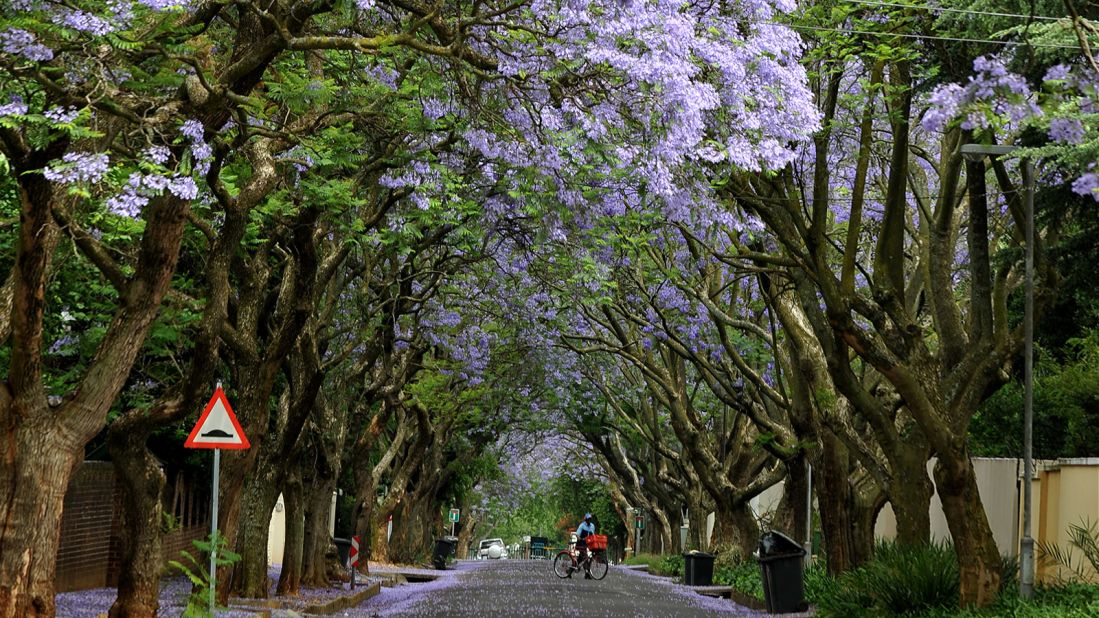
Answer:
[{"xmin": 588, "ymin": 534, "xmax": 608, "ymax": 551}]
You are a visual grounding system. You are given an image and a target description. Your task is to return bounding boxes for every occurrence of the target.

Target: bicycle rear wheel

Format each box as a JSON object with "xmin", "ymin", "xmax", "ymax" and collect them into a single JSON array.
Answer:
[
  {"xmin": 588, "ymin": 552, "xmax": 609, "ymax": 580},
  {"xmin": 553, "ymin": 551, "xmax": 574, "ymax": 578}
]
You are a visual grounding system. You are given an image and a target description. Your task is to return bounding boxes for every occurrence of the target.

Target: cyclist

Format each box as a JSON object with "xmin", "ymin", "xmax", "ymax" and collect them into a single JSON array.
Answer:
[{"xmin": 573, "ymin": 513, "xmax": 596, "ymax": 579}]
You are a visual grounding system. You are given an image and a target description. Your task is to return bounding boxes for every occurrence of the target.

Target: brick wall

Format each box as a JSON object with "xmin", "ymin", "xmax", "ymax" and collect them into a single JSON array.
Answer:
[
  {"xmin": 56, "ymin": 462, "xmax": 119, "ymax": 592},
  {"xmin": 162, "ymin": 524, "xmax": 210, "ymax": 571},
  {"xmin": 56, "ymin": 462, "xmax": 209, "ymax": 593}
]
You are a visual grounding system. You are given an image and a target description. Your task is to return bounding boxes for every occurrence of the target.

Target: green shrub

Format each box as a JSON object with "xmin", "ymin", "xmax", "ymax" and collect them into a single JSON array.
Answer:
[
  {"xmin": 623, "ymin": 553, "xmax": 683, "ymax": 577},
  {"xmin": 815, "ymin": 541, "xmax": 959, "ymax": 616},
  {"xmin": 714, "ymin": 559, "xmax": 764, "ymax": 599},
  {"xmin": 709, "ymin": 543, "xmax": 762, "ymax": 598},
  {"xmin": 922, "ymin": 583, "xmax": 1099, "ymax": 617},
  {"xmin": 1000, "ymin": 553, "xmax": 1019, "ymax": 592},
  {"xmin": 624, "ymin": 553, "xmax": 664, "ymax": 570},
  {"xmin": 169, "ymin": 533, "xmax": 241, "ymax": 618},
  {"xmin": 803, "ymin": 562, "xmax": 839, "ymax": 606},
  {"xmin": 656, "ymin": 553, "xmax": 683, "ymax": 577}
]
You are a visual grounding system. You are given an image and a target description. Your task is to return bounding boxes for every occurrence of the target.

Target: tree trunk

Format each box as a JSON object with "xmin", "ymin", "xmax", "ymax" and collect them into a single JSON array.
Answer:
[
  {"xmin": 773, "ymin": 455, "xmax": 809, "ymax": 545},
  {"xmin": 712, "ymin": 502, "xmax": 759, "ymax": 559},
  {"xmin": 301, "ymin": 480, "xmax": 335, "ymax": 586},
  {"xmin": 106, "ymin": 428, "xmax": 167, "ymax": 618},
  {"xmin": 277, "ymin": 469, "xmax": 304, "ymax": 596},
  {"xmin": 890, "ymin": 449, "xmax": 934, "ymax": 547},
  {"xmin": 232, "ymin": 469, "xmax": 281, "ymax": 598},
  {"xmin": 934, "ymin": 454, "xmax": 1001, "ymax": 607},
  {"xmin": 212, "ymin": 381, "xmax": 276, "ymax": 605},
  {"xmin": 816, "ymin": 430, "xmax": 880, "ymax": 575},
  {"xmin": 371, "ymin": 507, "xmax": 392, "ymax": 564},
  {"xmin": 455, "ymin": 514, "xmax": 478, "ymax": 559},
  {"xmin": 652, "ymin": 507, "xmax": 673, "ymax": 555},
  {"xmin": 0, "ymin": 422, "xmax": 79, "ymax": 618}
]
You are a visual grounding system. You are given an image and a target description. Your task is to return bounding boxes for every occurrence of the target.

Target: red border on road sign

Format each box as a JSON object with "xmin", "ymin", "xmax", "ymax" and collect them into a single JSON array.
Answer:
[{"xmin": 185, "ymin": 386, "xmax": 250, "ymax": 449}]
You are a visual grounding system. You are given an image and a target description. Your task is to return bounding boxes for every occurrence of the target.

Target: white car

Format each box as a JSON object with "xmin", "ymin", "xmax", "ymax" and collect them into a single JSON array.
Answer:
[{"xmin": 477, "ymin": 538, "xmax": 507, "ymax": 559}]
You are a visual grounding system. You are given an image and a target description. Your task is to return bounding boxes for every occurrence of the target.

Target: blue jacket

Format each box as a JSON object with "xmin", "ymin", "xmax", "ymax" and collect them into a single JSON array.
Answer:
[{"xmin": 577, "ymin": 520, "xmax": 596, "ymax": 539}]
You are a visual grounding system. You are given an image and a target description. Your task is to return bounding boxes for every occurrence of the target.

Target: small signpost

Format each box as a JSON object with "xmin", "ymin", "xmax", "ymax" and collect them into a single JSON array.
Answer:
[
  {"xmin": 185, "ymin": 383, "xmax": 249, "ymax": 615},
  {"xmin": 349, "ymin": 536, "xmax": 360, "ymax": 589},
  {"xmin": 449, "ymin": 508, "xmax": 460, "ymax": 536}
]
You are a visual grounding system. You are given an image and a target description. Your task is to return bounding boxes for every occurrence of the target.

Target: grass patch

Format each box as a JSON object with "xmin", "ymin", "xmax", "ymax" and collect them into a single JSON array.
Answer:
[{"xmin": 624, "ymin": 553, "xmax": 683, "ymax": 577}]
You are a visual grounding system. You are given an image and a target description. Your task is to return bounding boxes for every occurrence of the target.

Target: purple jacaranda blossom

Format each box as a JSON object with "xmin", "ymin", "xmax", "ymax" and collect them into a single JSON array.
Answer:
[
  {"xmin": 43, "ymin": 152, "xmax": 110, "ymax": 184},
  {"xmin": 48, "ymin": 335, "xmax": 75, "ymax": 354},
  {"xmin": 1048, "ymin": 118, "xmax": 1085, "ymax": 144},
  {"xmin": 61, "ymin": 9, "xmax": 116, "ymax": 35},
  {"xmin": 144, "ymin": 145, "xmax": 171, "ymax": 165},
  {"xmin": 132, "ymin": 173, "xmax": 167, "ymax": 191},
  {"xmin": 0, "ymin": 28, "xmax": 54, "ymax": 61},
  {"xmin": 167, "ymin": 173, "xmax": 200, "ymax": 196},
  {"xmin": 355, "ymin": 0, "xmax": 376, "ymax": 9},
  {"xmin": 1044, "ymin": 64, "xmax": 1072, "ymax": 82},
  {"xmin": 922, "ymin": 83, "xmax": 965, "ymax": 133},
  {"xmin": 1071, "ymin": 172, "xmax": 1099, "ymax": 202},
  {"xmin": 0, "ymin": 96, "xmax": 28, "ymax": 116},
  {"xmin": 422, "ymin": 97, "xmax": 449, "ymax": 120},
  {"xmin": 364, "ymin": 64, "xmax": 398, "ymax": 90},
  {"xmin": 190, "ymin": 141, "xmax": 212, "ymax": 161},
  {"xmin": 922, "ymin": 56, "xmax": 1040, "ymax": 133},
  {"xmin": 44, "ymin": 106, "xmax": 79, "ymax": 124},
  {"xmin": 179, "ymin": 119, "xmax": 204, "ymax": 141},
  {"xmin": 137, "ymin": 0, "xmax": 193, "ymax": 10},
  {"xmin": 106, "ymin": 189, "xmax": 149, "ymax": 218}
]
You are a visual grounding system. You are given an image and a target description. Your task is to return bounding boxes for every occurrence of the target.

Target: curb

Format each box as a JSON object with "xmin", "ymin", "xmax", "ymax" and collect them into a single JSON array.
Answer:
[{"xmin": 302, "ymin": 582, "xmax": 382, "ymax": 615}]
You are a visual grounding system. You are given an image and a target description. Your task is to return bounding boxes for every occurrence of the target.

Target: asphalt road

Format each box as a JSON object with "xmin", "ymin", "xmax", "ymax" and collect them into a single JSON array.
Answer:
[{"xmin": 357, "ymin": 559, "xmax": 766, "ymax": 617}]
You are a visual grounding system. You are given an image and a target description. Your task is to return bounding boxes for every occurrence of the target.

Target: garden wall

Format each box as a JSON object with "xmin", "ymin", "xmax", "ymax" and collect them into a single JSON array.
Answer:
[
  {"xmin": 56, "ymin": 461, "xmax": 207, "ymax": 592},
  {"xmin": 749, "ymin": 457, "xmax": 1055, "ymax": 560},
  {"xmin": 1036, "ymin": 458, "xmax": 1099, "ymax": 584},
  {"xmin": 875, "ymin": 457, "xmax": 1029, "ymax": 557}
]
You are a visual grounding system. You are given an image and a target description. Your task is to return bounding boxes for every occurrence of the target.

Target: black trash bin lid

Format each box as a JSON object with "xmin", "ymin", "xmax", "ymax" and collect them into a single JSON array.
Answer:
[{"xmin": 758, "ymin": 530, "xmax": 806, "ymax": 558}]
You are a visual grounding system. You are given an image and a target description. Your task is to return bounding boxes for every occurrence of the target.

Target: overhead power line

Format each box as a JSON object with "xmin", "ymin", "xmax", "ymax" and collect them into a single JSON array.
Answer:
[
  {"xmin": 842, "ymin": 0, "xmax": 1067, "ymax": 23},
  {"xmin": 772, "ymin": 21, "xmax": 1088, "ymax": 50}
]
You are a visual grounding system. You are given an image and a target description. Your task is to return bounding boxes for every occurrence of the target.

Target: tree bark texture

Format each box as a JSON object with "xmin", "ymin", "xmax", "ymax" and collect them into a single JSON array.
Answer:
[
  {"xmin": 301, "ymin": 479, "xmax": 337, "ymax": 586},
  {"xmin": 935, "ymin": 455, "xmax": 1001, "ymax": 607},
  {"xmin": 818, "ymin": 429, "xmax": 883, "ymax": 574},
  {"xmin": 232, "ymin": 466, "xmax": 282, "ymax": 598},
  {"xmin": 277, "ymin": 469, "xmax": 305, "ymax": 596},
  {"xmin": 0, "ymin": 422, "xmax": 79, "ymax": 618},
  {"xmin": 106, "ymin": 422, "xmax": 170, "ymax": 618}
]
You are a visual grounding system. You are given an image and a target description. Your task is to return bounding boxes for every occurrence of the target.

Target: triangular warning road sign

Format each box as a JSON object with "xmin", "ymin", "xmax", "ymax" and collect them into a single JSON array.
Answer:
[{"xmin": 185, "ymin": 386, "xmax": 250, "ymax": 449}]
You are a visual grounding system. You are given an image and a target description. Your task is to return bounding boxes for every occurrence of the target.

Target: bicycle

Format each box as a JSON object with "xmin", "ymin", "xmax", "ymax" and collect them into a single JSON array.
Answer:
[{"xmin": 552, "ymin": 534, "xmax": 609, "ymax": 580}]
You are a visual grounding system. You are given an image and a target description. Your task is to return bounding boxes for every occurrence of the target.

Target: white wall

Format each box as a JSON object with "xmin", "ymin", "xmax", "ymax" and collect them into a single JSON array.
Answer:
[
  {"xmin": 873, "ymin": 458, "xmax": 1024, "ymax": 556},
  {"xmin": 267, "ymin": 492, "xmax": 338, "ymax": 566}
]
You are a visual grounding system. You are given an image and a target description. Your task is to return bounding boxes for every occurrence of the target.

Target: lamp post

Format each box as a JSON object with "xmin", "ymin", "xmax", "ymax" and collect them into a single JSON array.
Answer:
[{"xmin": 960, "ymin": 143, "xmax": 1035, "ymax": 599}]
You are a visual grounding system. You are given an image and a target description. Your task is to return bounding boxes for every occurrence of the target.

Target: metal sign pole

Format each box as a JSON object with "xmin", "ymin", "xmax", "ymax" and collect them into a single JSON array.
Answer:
[{"xmin": 210, "ymin": 447, "xmax": 220, "ymax": 614}]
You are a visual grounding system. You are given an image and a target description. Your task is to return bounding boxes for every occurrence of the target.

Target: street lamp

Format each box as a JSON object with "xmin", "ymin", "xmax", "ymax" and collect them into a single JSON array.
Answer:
[{"xmin": 960, "ymin": 143, "xmax": 1035, "ymax": 599}]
